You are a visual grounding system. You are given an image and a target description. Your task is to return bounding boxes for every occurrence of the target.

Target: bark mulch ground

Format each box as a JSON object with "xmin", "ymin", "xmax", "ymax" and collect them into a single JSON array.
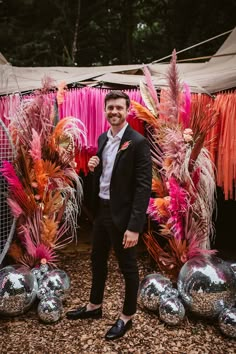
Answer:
[{"xmin": 0, "ymin": 246, "xmax": 235, "ymax": 354}]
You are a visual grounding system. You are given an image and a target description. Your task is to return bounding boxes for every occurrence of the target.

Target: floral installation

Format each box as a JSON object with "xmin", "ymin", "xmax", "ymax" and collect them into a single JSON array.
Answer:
[
  {"xmin": 118, "ymin": 140, "xmax": 132, "ymax": 153},
  {"xmin": 0, "ymin": 77, "xmax": 86, "ymax": 268},
  {"xmin": 131, "ymin": 51, "xmax": 218, "ymax": 280}
]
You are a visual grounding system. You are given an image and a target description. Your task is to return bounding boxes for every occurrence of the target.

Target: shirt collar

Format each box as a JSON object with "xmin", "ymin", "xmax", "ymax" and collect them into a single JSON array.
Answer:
[{"xmin": 107, "ymin": 122, "xmax": 128, "ymax": 140}]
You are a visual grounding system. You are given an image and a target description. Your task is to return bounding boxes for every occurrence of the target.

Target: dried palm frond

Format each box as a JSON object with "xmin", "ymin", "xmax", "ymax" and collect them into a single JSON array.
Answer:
[
  {"xmin": 143, "ymin": 66, "xmax": 160, "ymax": 110},
  {"xmin": 142, "ymin": 232, "xmax": 183, "ymax": 280},
  {"xmin": 139, "ymin": 74, "xmax": 160, "ymax": 118},
  {"xmin": 43, "ymin": 190, "xmax": 64, "ymax": 217},
  {"xmin": 145, "ymin": 126, "xmax": 164, "ymax": 168}
]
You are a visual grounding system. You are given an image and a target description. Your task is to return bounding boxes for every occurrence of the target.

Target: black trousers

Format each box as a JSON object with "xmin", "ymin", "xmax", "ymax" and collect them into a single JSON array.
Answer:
[{"xmin": 89, "ymin": 199, "xmax": 139, "ymax": 316}]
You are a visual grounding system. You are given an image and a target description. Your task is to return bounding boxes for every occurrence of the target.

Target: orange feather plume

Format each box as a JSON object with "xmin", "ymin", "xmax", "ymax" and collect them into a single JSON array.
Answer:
[
  {"xmin": 154, "ymin": 198, "xmax": 170, "ymax": 218},
  {"xmin": 131, "ymin": 100, "xmax": 159, "ymax": 128},
  {"xmin": 152, "ymin": 177, "xmax": 166, "ymax": 197}
]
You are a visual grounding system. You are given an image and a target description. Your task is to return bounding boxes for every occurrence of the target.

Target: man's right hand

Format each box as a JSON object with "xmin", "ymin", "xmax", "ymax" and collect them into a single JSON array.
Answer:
[{"xmin": 88, "ymin": 156, "xmax": 100, "ymax": 172}]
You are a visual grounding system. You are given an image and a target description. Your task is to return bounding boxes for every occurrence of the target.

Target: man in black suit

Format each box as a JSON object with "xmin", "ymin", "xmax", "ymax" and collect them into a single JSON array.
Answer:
[{"xmin": 66, "ymin": 90, "xmax": 152, "ymax": 340}]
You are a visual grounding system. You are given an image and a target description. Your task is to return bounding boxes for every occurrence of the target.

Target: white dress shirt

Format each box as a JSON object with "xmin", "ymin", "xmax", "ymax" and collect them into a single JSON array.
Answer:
[{"xmin": 99, "ymin": 123, "xmax": 128, "ymax": 200}]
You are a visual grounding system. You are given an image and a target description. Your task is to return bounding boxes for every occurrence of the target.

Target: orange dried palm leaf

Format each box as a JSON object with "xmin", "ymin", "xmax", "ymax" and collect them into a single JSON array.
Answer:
[
  {"xmin": 152, "ymin": 177, "xmax": 166, "ymax": 197},
  {"xmin": 41, "ymin": 217, "xmax": 58, "ymax": 248},
  {"xmin": 131, "ymin": 100, "xmax": 159, "ymax": 128},
  {"xmin": 43, "ymin": 191, "xmax": 64, "ymax": 216},
  {"xmin": 34, "ymin": 159, "xmax": 48, "ymax": 196},
  {"xmin": 142, "ymin": 232, "xmax": 179, "ymax": 279},
  {"xmin": 42, "ymin": 160, "xmax": 65, "ymax": 179},
  {"xmin": 154, "ymin": 198, "xmax": 170, "ymax": 218}
]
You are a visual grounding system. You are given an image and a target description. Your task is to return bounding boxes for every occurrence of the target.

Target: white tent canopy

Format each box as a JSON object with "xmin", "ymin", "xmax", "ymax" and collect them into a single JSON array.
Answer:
[{"xmin": 1, "ymin": 28, "xmax": 236, "ymax": 95}]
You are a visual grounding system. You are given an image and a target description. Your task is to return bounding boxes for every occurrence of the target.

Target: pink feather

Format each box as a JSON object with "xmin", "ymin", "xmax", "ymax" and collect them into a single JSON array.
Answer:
[
  {"xmin": 168, "ymin": 177, "xmax": 189, "ymax": 239},
  {"xmin": 1, "ymin": 161, "xmax": 24, "ymax": 190},
  {"xmin": 0, "ymin": 161, "xmax": 30, "ymax": 208},
  {"xmin": 187, "ymin": 236, "xmax": 217, "ymax": 259},
  {"xmin": 20, "ymin": 226, "xmax": 36, "ymax": 257},
  {"xmin": 168, "ymin": 177, "xmax": 188, "ymax": 213},
  {"xmin": 29, "ymin": 128, "xmax": 42, "ymax": 160},
  {"xmin": 7, "ymin": 198, "xmax": 24, "ymax": 218}
]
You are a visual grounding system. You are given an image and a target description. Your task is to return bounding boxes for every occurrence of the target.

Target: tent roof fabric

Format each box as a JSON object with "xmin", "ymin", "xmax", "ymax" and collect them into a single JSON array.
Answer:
[{"xmin": 1, "ymin": 28, "xmax": 236, "ymax": 95}]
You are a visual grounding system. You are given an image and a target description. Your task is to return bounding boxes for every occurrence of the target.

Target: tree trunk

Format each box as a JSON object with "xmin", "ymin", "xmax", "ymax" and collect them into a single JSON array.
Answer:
[{"xmin": 72, "ymin": 0, "xmax": 81, "ymax": 64}]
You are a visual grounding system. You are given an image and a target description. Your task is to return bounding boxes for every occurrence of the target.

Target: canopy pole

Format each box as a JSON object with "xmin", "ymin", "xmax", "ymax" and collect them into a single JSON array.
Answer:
[{"xmin": 151, "ymin": 28, "xmax": 234, "ymax": 64}]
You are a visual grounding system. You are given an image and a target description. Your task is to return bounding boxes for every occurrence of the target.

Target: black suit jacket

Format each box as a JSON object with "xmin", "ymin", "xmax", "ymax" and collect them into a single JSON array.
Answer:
[{"xmin": 93, "ymin": 124, "xmax": 152, "ymax": 234}]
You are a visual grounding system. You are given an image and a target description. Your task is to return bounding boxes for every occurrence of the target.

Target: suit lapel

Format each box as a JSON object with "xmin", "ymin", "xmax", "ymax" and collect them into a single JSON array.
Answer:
[{"xmin": 97, "ymin": 134, "xmax": 108, "ymax": 158}]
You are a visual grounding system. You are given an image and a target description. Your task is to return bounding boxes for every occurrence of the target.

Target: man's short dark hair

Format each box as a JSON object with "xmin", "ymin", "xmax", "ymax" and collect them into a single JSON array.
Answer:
[{"xmin": 104, "ymin": 90, "xmax": 130, "ymax": 109}]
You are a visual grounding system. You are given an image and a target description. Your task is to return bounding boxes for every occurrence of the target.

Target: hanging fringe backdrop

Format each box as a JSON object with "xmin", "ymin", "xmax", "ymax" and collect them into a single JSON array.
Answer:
[
  {"xmin": 214, "ymin": 92, "xmax": 236, "ymax": 200},
  {"xmin": 0, "ymin": 87, "xmax": 236, "ymax": 198}
]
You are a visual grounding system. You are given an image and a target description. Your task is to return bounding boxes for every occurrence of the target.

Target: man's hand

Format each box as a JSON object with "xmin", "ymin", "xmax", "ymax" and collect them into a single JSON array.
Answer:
[
  {"xmin": 123, "ymin": 230, "xmax": 139, "ymax": 248},
  {"xmin": 88, "ymin": 156, "xmax": 100, "ymax": 172}
]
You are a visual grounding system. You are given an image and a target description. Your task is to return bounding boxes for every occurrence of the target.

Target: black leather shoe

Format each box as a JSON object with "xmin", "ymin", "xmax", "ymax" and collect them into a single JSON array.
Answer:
[
  {"xmin": 105, "ymin": 319, "xmax": 132, "ymax": 340},
  {"xmin": 66, "ymin": 306, "xmax": 102, "ymax": 320}
]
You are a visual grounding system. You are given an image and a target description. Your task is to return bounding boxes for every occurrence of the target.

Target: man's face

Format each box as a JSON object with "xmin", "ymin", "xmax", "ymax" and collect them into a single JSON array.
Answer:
[{"xmin": 105, "ymin": 98, "xmax": 129, "ymax": 127}]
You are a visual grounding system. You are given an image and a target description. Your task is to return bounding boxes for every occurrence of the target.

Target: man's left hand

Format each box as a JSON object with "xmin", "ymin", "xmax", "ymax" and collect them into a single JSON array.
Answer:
[{"xmin": 123, "ymin": 230, "xmax": 139, "ymax": 248}]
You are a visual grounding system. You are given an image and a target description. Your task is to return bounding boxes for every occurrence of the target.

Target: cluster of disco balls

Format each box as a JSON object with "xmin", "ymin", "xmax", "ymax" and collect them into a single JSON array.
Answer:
[
  {"xmin": 33, "ymin": 264, "xmax": 70, "ymax": 324},
  {"xmin": 139, "ymin": 272, "xmax": 185, "ymax": 326},
  {"xmin": 139, "ymin": 255, "xmax": 236, "ymax": 338},
  {"xmin": 0, "ymin": 263, "xmax": 70, "ymax": 324}
]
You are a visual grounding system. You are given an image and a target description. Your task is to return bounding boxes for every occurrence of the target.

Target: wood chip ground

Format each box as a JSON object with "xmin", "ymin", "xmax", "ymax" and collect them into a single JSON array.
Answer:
[{"xmin": 0, "ymin": 248, "xmax": 235, "ymax": 354}]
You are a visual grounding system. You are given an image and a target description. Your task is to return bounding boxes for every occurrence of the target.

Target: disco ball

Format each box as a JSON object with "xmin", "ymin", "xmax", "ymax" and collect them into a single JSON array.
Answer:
[
  {"xmin": 31, "ymin": 268, "xmax": 42, "ymax": 283},
  {"xmin": 139, "ymin": 273, "xmax": 173, "ymax": 311},
  {"xmin": 160, "ymin": 287, "xmax": 179, "ymax": 304},
  {"xmin": 229, "ymin": 263, "xmax": 236, "ymax": 278},
  {"xmin": 159, "ymin": 297, "xmax": 185, "ymax": 326},
  {"xmin": 37, "ymin": 269, "xmax": 70, "ymax": 301},
  {"xmin": 39, "ymin": 263, "xmax": 49, "ymax": 276},
  {"xmin": 0, "ymin": 264, "xmax": 37, "ymax": 316},
  {"xmin": 218, "ymin": 307, "xmax": 236, "ymax": 338},
  {"xmin": 31, "ymin": 264, "xmax": 50, "ymax": 285},
  {"xmin": 37, "ymin": 296, "xmax": 63, "ymax": 323},
  {"xmin": 177, "ymin": 255, "xmax": 236, "ymax": 318}
]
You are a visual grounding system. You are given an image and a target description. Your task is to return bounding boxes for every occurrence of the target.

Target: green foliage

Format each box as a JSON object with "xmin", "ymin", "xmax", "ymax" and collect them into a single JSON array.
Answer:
[{"xmin": 0, "ymin": 0, "xmax": 235, "ymax": 66}]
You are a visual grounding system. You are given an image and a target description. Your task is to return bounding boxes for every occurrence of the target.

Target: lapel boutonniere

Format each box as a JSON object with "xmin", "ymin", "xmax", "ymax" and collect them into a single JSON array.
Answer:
[{"xmin": 118, "ymin": 140, "xmax": 132, "ymax": 153}]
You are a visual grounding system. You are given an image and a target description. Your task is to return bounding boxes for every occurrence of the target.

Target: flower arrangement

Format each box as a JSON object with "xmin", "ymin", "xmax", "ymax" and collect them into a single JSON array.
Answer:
[
  {"xmin": 0, "ymin": 78, "xmax": 86, "ymax": 268},
  {"xmin": 132, "ymin": 51, "xmax": 218, "ymax": 280}
]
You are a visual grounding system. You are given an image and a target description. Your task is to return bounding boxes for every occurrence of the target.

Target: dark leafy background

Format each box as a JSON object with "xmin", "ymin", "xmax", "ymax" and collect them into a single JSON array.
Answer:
[{"xmin": 1, "ymin": 0, "xmax": 235, "ymax": 66}]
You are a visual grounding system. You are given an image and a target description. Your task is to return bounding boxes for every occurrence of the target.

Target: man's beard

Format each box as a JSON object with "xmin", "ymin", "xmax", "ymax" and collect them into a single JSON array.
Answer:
[{"xmin": 108, "ymin": 115, "xmax": 125, "ymax": 126}]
